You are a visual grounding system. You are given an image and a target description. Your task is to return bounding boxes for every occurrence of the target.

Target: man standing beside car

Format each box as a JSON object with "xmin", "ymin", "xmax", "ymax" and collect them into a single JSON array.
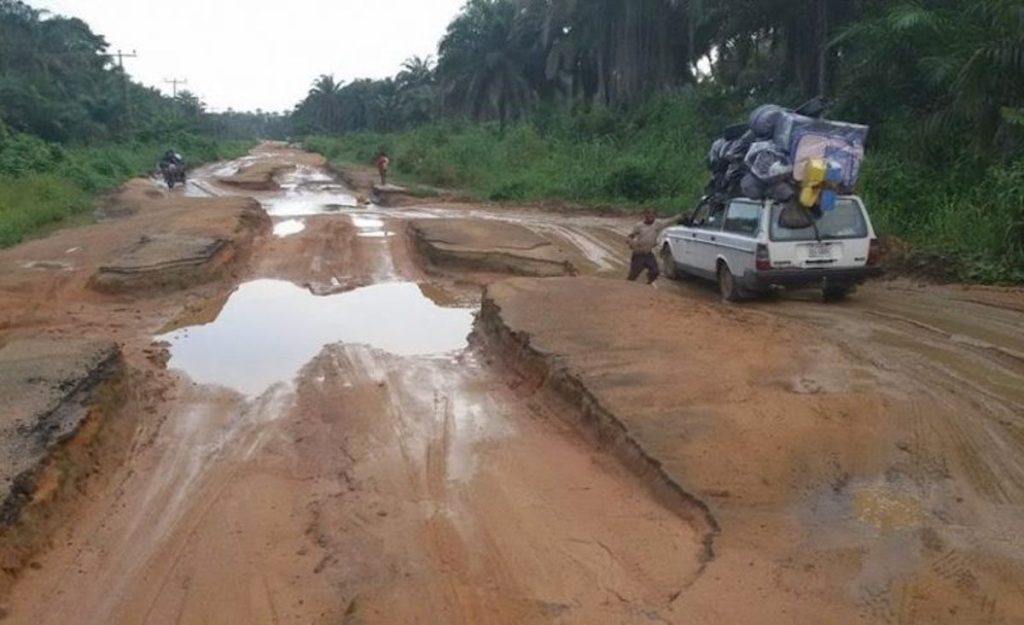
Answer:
[{"xmin": 626, "ymin": 210, "xmax": 685, "ymax": 284}]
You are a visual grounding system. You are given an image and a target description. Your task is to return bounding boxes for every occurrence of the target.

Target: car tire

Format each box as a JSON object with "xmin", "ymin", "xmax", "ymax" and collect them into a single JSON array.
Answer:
[
  {"xmin": 717, "ymin": 263, "xmax": 744, "ymax": 302},
  {"xmin": 660, "ymin": 245, "xmax": 681, "ymax": 281}
]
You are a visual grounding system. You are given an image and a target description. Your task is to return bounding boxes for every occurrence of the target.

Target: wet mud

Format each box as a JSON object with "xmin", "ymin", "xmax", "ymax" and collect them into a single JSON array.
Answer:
[
  {"xmin": 0, "ymin": 145, "xmax": 708, "ymax": 624},
  {"xmin": 1, "ymin": 143, "xmax": 1021, "ymax": 624},
  {"xmin": 410, "ymin": 218, "xmax": 577, "ymax": 277},
  {"xmin": 0, "ymin": 339, "xmax": 121, "ymax": 525}
]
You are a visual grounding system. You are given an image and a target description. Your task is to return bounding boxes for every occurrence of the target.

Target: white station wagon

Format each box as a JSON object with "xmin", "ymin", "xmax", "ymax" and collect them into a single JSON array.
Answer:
[{"xmin": 658, "ymin": 195, "xmax": 883, "ymax": 301}]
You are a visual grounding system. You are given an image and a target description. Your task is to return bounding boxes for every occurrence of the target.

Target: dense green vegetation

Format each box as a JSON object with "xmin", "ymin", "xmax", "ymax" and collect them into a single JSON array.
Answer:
[
  {"xmin": 3, "ymin": 0, "xmax": 1022, "ymax": 279},
  {"xmin": 0, "ymin": 128, "xmax": 250, "ymax": 246},
  {"xmin": 306, "ymin": 93, "xmax": 733, "ymax": 208},
  {"xmin": 297, "ymin": 0, "xmax": 1024, "ymax": 281},
  {"xmin": 0, "ymin": 0, "xmax": 267, "ymax": 247}
]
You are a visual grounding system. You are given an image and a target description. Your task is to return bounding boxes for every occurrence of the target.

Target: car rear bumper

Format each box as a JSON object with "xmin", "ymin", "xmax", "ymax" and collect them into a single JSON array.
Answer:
[{"xmin": 743, "ymin": 266, "xmax": 884, "ymax": 290}]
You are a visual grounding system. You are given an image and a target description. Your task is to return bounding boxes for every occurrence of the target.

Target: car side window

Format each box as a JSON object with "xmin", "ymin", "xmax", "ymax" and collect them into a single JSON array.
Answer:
[
  {"xmin": 689, "ymin": 202, "xmax": 712, "ymax": 227},
  {"xmin": 704, "ymin": 203, "xmax": 726, "ymax": 230},
  {"xmin": 724, "ymin": 201, "xmax": 762, "ymax": 237}
]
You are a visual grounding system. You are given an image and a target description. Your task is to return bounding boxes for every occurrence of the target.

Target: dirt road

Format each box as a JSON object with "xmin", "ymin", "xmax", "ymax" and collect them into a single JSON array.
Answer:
[{"xmin": 0, "ymin": 144, "xmax": 1021, "ymax": 624}]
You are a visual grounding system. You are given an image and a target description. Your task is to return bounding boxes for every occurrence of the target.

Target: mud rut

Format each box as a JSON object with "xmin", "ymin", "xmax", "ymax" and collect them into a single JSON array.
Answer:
[{"xmin": 5, "ymin": 154, "xmax": 707, "ymax": 624}]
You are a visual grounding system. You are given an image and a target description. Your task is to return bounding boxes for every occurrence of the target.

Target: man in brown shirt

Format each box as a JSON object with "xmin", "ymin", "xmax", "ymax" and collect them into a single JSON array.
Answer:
[{"xmin": 627, "ymin": 210, "xmax": 684, "ymax": 284}]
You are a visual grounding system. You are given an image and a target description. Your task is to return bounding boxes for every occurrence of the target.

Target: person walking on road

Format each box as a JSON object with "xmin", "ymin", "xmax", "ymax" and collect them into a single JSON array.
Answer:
[
  {"xmin": 627, "ymin": 210, "xmax": 684, "ymax": 284},
  {"xmin": 374, "ymin": 149, "xmax": 390, "ymax": 186}
]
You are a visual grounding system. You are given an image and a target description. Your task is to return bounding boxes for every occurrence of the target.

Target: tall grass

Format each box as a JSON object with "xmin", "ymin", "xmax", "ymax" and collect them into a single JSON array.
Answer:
[
  {"xmin": 307, "ymin": 92, "xmax": 740, "ymax": 212},
  {"xmin": 0, "ymin": 132, "xmax": 253, "ymax": 247},
  {"xmin": 860, "ymin": 151, "xmax": 1024, "ymax": 282},
  {"xmin": 307, "ymin": 92, "xmax": 1024, "ymax": 283},
  {"xmin": 0, "ymin": 175, "xmax": 90, "ymax": 247}
]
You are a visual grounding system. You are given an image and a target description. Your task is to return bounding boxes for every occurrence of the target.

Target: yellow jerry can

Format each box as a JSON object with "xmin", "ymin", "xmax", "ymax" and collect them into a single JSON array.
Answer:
[
  {"xmin": 803, "ymin": 158, "xmax": 828, "ymax": 186},
  {"xmin": 800, "ymin": 184, "xmax": 822, "ymax": 208}
]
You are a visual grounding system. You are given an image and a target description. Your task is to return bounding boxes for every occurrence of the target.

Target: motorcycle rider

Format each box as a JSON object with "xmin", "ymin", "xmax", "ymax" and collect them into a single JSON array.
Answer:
[
  {"xmin": 158, "ymin": 149, "xmax": 184, "ymax": 170},
  {"xmin": 158, "ymin": 149, "xmax": 186, "ymax": 188}
]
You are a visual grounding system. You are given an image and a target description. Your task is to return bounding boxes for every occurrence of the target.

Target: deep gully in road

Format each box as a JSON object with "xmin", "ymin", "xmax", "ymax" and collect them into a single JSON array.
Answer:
[{"xmin": 6, "ymin": 148, "xmax": 707, "ymax": 625}]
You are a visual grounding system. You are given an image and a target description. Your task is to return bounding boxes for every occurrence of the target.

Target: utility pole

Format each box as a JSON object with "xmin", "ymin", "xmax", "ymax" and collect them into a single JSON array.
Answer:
[
  {"xmin": 164, "ymin": 77, "xmax": 188, "ymax": 98},
  {"xmin": 103, "ymin": 49, "xmax": 138, "ymax": 135}
]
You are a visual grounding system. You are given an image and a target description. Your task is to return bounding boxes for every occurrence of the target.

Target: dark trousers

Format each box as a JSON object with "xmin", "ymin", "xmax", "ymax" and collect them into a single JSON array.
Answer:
[{"xmin": 628, "ymin": 252, "xmax": 659, "ymax": 284}]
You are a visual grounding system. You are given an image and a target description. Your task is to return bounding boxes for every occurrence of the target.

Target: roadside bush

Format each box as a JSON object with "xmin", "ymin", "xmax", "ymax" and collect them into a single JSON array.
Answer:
[
  {"xmin": 0, "ymin": 174, "xmax": 90, "ymax": 247},
  {"xmin": 0, "ymin": 133, "xmax": 252, "ymax": 248},
  {"xmin": 306, "ymin": 89, "xmax": 1024, "ymax": 283},
  {"xmin": 603, "ymin": 159, "xmax": 660, "ymax": 201},
  {"xmin": 307, "ymin": 90, "xmax": 720, "ymax": 211}
]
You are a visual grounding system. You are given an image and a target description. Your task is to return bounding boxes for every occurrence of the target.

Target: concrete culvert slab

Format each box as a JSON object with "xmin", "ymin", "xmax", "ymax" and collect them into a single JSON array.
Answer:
[
  {"xmin": 217, "ymin": 160, "xmax": 296, "ymax": 191},
  {"xmin": 98, "ymin": 179, "xmax": 168, "ymax": 219},
  {"xmin": 90, "ymin": 234, "xmax": 229, "ymax": 293},
  {"xmin": 410, "ymin": 218, "xmax": 575, "ymax": 277},
  {"xmin": 370, "ymin": 183, "xmax": 409, "ymax": 206},
  {"xmin": 0, "ymin": 339, "xmax": 120, "ymax": 524}
]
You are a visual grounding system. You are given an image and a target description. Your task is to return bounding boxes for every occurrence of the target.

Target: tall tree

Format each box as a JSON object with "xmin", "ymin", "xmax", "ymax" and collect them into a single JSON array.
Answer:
[
  {"xmin": 838, "ymin": 0, "xmax": 1024, "ymax": 152},
  {"xmin": 307, "ymin": 74, "xmax": 344, "ymax": 133},
  {"xmin": 437, "ymin": 0, "xmax": 539, "ymax": 123}
]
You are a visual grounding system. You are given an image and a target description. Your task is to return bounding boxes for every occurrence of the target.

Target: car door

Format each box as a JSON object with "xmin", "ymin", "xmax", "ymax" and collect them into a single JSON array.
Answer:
[
  {"xmin": 692, "ymin": 203, "xmax": 727, "ymax": 277},
  {"xmin": 664, "ymin": 202, "xmax": 710, "ymax": 275},
  {"xmin": 717, "ymin": 199, "xmax": 763, "ymax": 276}
]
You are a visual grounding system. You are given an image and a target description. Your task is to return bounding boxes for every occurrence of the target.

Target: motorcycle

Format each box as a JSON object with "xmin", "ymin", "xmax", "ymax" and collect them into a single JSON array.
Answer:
[{"xmin": 160, "ymin": 161, "xmax": 187, "ymax": 189}]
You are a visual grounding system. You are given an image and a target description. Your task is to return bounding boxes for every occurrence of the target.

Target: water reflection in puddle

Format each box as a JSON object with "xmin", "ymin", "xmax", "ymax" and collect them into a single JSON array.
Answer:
[
  {"xmin": 350, "ymin": 215, "xmax": 384, "ymax": 230},
  {"xmin": 273, "ymin": 219, "xmax": 306, "ymax": 237},
  {"xmin": 264, "ymin": 167, "xmax": 357, "ymax": 216},
  {"xmin": 265, "ymin": 193, "xmax": 358, "ymax": 217},
  {"xmin": 350, "ymin": 214, "xmax": 393, "ymax": 239},
  {"xmin": 158, "ymin": 280, "xmax": 475, "ymax": 396}
]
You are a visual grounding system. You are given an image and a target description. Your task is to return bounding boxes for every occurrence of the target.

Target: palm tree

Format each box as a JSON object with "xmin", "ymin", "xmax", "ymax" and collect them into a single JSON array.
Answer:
[
  {"xmin": 535, "ymin": 0, "xmax": 696, "ymax": 107},
  {"xmin": 397, "ymin": 55, "xmax": 435, "ymax": 90},
  {"xmin": 838, "ymin": 0, "xmax": 1024, "ymax": 151},
  {"xmin": 308, "ymin": 74, "xmax": 343, "ymax": 132},
  {"xmin": 175, "ymin": 90, "xmax": 205, "ymax": 119},
  {"xmin": 437, "ymin": 0, "xmax": 538, "ymax": 124}
]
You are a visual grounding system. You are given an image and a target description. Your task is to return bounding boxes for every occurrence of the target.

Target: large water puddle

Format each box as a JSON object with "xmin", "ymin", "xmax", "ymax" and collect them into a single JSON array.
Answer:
[
  {"xmin": 263, "ymin": 166, "xmax": 358, "ymax": 216},
  {"xmin": 264, "ymin": 191, "xmax": 359, "ymax": 217},
  {"xmin": 158, "ymin": 280, "xmax": 475, "ymax": 396}
]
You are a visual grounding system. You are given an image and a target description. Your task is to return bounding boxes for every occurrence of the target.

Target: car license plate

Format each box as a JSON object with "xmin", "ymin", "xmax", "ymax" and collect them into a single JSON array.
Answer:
[{"xmin": 807, "ymin": 243, "xmax": 832, "ymax": 258}]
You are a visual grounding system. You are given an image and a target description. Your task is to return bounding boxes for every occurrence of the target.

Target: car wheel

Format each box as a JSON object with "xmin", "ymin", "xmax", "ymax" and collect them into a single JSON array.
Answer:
[
  {"xmin": 823, "ymin": 284, "xmax": 853, "ymax": 302},
  {"xmin": 660, "ymin": 245, "xmax": 680, "ymax": 281},
  {"xmin": 717, "ymin": 263, "xmax": 744, "ymax": 302}
]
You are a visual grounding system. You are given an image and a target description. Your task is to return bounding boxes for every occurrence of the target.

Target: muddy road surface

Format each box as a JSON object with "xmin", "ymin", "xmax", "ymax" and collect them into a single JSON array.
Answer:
[
  {"xmin": 0, "ymin": 144, "xmax": 1021, "ymax": 624},
  {"xmin": 0, "ymin": 146, "xmax": 705, "ymax": 624}
]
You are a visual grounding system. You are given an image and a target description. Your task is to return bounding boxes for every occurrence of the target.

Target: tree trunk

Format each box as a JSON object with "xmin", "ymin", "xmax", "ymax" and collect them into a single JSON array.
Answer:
[{"xmin": 816, "ymin": 0, "xmax": 828, "ymax": 97}]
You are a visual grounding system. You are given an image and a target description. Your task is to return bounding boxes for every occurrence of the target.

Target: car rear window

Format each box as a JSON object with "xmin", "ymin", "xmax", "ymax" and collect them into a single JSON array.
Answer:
[{"xmin": 770, "ymin": 199, "xmax": 868, "ymax": 241}]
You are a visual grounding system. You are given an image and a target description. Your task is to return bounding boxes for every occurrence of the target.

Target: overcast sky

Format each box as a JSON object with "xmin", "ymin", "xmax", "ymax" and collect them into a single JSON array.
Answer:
[{"xmin": 33, "ymin": 0, "xmax": 466, "ymax": 113}]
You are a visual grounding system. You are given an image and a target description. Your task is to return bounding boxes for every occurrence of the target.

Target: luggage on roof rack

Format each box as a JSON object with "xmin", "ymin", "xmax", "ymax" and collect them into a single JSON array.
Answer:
[{"xmin": 702, "ymin": 101, "xmax": 869, "ymax": 207}]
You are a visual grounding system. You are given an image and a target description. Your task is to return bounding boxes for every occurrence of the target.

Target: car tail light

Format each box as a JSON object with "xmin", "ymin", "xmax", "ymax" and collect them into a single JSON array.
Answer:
[
  {"xmin": 755, "ymin": 244, "xmax": 771, "ymax": 271},
  {"xmin": 867, "ymin": 238, "xmax": 881, "ymax": 266}
]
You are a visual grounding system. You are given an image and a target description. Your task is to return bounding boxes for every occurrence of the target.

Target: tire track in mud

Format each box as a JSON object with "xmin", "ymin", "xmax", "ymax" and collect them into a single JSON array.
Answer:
[
  {"xmin": 297, "ymin": 344, "xmax": 707, "ymax": 624},
  {"xmin": 3, "ymin": 147, "xmax": 711, "ymax": 625},
  {"xmin": 776, "ymin": 299, "xmax": 1024, "ymax": 507},
  {"xmin": 740, "ymin": 283, "xmax": 1024, "ymax": 624}
]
